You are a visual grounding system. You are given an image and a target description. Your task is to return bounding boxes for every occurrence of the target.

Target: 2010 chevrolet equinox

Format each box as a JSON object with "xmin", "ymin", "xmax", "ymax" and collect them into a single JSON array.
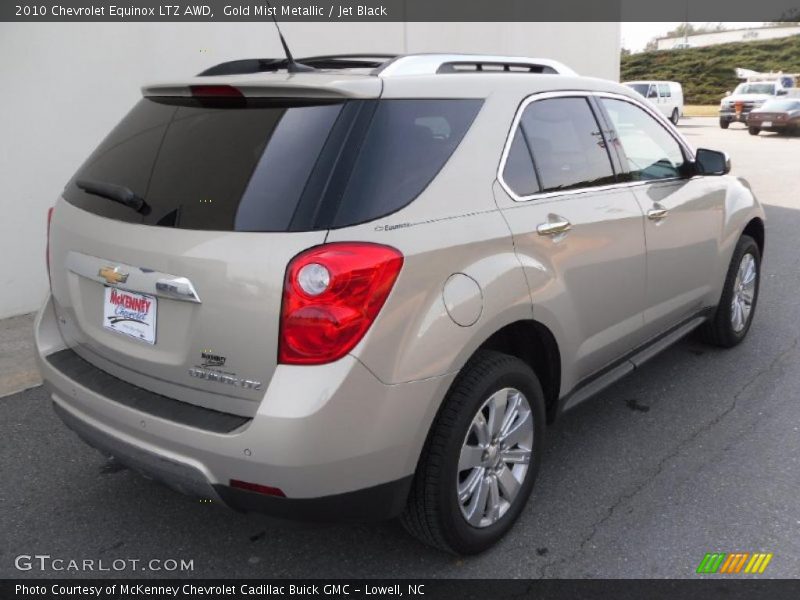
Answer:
[{"xmin": 36, "ymin": 53, "xmax": 765, "ymax": 554}]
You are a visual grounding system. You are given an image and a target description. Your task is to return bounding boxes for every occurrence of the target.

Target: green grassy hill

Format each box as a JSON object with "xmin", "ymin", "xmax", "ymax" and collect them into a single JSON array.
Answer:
[{"xmin": 621, "ymin": 35, "xmax": 800, "ymax": 105}]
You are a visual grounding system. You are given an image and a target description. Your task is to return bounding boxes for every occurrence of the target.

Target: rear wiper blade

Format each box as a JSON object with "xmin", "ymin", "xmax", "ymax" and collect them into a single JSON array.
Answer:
[{"xmin": 76, "ymin": 179, "xmax": 150, "ymax": 215}]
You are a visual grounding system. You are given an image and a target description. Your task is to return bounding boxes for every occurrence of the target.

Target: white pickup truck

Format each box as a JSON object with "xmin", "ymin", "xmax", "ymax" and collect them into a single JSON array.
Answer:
[{"xmin": 719, "ymin": 80, "xmax": 794, "ymax": 129}]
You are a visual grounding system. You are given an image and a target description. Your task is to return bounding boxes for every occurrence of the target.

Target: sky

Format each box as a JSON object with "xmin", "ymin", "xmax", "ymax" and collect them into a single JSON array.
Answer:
[{"xmin": 621, "ymin": 22, "xmax": 765, "ymax": 52}]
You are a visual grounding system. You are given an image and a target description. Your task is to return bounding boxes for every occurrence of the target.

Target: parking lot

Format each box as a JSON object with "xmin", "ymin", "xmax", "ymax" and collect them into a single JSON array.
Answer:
[{"xmin": 2, "ymin": 117, "xmax": 799, "ymax": 579}]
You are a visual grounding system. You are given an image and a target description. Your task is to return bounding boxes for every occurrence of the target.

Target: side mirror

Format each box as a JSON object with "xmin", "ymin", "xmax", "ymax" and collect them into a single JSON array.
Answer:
[
  {"xmin": 695, "ymin": 148, "xmax": 731, "ymax": 175},
  {"xmin": 648, "ymin": 89, "xmax": 658, "ymax": 98},
  {"xmin": 724, "ymin": 91, "xmax": 732, "ymax": 97},
  {"xmin": 777, "ymin": 89, "xmax": 788, "ymax": 96}
]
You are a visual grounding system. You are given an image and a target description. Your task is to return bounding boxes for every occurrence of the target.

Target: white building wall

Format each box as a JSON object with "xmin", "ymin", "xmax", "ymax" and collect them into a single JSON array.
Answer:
[
  {"xmin": 657, "ymin": 26, "xmax": 800, "ymax": 50},
  {"xmin": 0, "ymin": 22, "xmax": 619, "ymax": 318}
]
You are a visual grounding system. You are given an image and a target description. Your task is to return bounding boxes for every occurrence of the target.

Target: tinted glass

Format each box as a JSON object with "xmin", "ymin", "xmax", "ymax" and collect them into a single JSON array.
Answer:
[
  {"xmin": 502, "ymin": 129, "xmax": 539, "ymax": 197},
  {"xmin": 64, "ymin": 97, "xmax": 343, "ymax": 231},
  {"xmin": 601, "ymin": 98, "xmax": 687, "ymax": 181},
  {"xmin": 331, "ymin": 99, "xmax": 482, "ymax": 227},
  {"xmin": 520, "ymin": 97, "xmax": 616, "ymax": 192}
]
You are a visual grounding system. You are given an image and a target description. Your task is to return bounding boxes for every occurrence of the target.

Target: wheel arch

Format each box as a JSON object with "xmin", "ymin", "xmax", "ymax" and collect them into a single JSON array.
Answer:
[
  {"xmin": 743, "ymin": 217, "xmax": 765, "ymax": 256},
  {"xmin": 475, "ymin": 320, "xmax": 562, "ymax": 423}
]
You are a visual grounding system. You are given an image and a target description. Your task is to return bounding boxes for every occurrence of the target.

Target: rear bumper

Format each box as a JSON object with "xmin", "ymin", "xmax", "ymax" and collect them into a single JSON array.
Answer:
[
  {"xmin": 35, "ymin": 295, "xmax": 450, "ymax": 521},
  {"xmin": 52, "ymin": 399, "xmax": 411, "ymax": 521},
  {"xmin": 748, "ymin": 121, "xmax": 799, "ymax": 131}
]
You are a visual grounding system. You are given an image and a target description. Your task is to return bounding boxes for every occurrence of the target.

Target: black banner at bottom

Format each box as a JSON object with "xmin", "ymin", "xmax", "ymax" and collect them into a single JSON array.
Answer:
[{"xmin": 3, "ymin": 579, "xmax": 800, "ymax": 600}]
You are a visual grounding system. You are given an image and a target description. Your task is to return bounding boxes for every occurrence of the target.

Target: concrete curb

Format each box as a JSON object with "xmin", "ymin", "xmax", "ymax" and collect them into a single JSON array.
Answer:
[{"xmin": 0, "ymin": 312, "xmax": 41, "ymax": 398}]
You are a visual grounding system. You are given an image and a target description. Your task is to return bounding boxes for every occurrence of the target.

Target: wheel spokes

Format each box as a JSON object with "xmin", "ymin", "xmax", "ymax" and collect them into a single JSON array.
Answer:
[
  {"xmin": 459, "ymin": 444, "xmax": 485, "ymax": 472},
  {"xmin": 496, "ymin": 464, "xmax": 521, "ymax": 500},
  {"xmin": 465, "ymin": 474, "xmax": 490, "ymax": 526},
  {"xmin": 486, "ymin": 389, "xmax": 509, "ymax": 439},
  {"xmin": 500, "ymin": 446, "xmax": 531, "ymax": 464},
  {"xmin": 499, "ymin": 410, "xmax": 533, "ymax": 448}
]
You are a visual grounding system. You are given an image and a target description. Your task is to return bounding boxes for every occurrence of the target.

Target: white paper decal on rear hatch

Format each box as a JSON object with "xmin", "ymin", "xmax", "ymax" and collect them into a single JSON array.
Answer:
[{"xmin": 102, "ymin": 286, "xmax": 157, "ymax": 344}]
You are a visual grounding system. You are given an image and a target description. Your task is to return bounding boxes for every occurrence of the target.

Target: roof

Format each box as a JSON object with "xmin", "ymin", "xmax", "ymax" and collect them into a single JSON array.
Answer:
[{"xmin": 141, "ymin": 53, "xmax": 639, "ymax": 102}]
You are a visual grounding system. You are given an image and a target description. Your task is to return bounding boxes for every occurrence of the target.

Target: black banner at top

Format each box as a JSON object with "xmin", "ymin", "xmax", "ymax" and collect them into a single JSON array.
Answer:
[{"xmin": 2, "ymin": 0, "xmax": 800, "ymax": 22}]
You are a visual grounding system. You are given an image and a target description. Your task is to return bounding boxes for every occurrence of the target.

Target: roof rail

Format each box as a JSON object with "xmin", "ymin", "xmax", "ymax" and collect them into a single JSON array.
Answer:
[
  {"xmin": 376, "ymin": 54, "xmax": 577, "ymax": 77},
  {"xmin": 197, "ymin": 53, "xmax": 576, "ymax": 78}
]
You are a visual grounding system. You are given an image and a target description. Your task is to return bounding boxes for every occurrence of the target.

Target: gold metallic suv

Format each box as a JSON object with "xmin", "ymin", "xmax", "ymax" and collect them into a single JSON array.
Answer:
[{"xmin": 36, "ymin": 54, "xmax": 765, "ymax": 554}]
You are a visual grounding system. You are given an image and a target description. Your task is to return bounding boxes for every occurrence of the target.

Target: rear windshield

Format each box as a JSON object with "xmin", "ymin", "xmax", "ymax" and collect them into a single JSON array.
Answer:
[{"xmin": 63, "ymin": 96, "xmax": 482, "ymax": 231}]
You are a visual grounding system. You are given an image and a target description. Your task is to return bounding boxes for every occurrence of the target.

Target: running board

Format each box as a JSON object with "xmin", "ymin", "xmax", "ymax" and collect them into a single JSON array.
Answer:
[{"xmin": 559, "ymin": 315, "xmax": 707, "ymax": 414}]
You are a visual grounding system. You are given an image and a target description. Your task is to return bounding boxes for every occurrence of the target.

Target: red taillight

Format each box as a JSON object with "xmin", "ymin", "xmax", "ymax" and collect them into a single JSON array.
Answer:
[
  {"xmin": 230, "ymin": 479, "xmax": 286, "ymax": 497},
  {"xmin": 46, "ymin": 206, "xmax": 54, "ymax": 285},
  {"xmin": 189, "ymin": 85, "xmax": 243, "ymax": 98},
  {"xmin": 279, "ymin": 243, "xmax": 404, "ymax": 365}
]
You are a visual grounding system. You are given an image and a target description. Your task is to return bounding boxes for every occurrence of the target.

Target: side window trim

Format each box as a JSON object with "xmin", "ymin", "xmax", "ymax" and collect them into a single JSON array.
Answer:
[{"xmin": 498, "ymin": 91, "xmax": 666, "ymax": 202}]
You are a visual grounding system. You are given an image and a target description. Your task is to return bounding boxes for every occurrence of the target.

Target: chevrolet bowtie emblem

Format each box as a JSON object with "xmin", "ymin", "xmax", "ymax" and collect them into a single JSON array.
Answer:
[{"xmin": 98, "ymin": 266, "xmax": 129, "ymax": 285}]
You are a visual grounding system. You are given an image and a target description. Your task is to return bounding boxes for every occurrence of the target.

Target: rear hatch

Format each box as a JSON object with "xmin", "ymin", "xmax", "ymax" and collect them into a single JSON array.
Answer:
[
  {"xmin": 49, "ymin": 81, "xmax": 371, "ymax": 418},
  {"xmin": 48, "ymin": 75, "xmax": 482, "ymax": 417}
]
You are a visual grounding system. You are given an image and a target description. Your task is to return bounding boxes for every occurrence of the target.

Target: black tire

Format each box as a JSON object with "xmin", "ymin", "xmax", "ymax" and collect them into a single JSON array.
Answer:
[
  {"xmin": 699, "ymin": 235, "xmax": 761, "ymax": 348},
  {"xmin": 670, "ymin": 108, "xmax": 680, "ymax": 125},
  {"xmin": 748, "ymin": 126, "xmax": 760, "ymax": 136},
  {"xmin": 720, "ymin": 119, "xmax": 730, "ymax": 129},
  {"xmin": 401, "ymin": 350, "xmax": 546, "ymax": 554}
]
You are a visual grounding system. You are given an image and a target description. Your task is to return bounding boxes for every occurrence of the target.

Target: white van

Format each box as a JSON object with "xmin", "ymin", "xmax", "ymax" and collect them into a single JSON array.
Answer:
[{"xmin": 623, "ymin": 81, "xmax": 684, "ymax": 124}]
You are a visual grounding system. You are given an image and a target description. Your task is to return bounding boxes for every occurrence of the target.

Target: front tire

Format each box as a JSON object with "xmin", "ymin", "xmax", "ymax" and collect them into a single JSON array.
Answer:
[
  {"xmin": 720, "ymin": 119, "xmax": 730, "ymax": 129},
  {"xmin": 748, "ymin": 126, "xmax": 760, "ymax": 136},
  {"xmin": 401, "ymin": 350, "xmax": 545, "ymax": 554},
  {"xmin": 670, "ymin": 108, "xmax": 680, "ymax": 125},
  {"xmin": 700, "ymin": 235, "xmax": 761, "ymax": 348}
]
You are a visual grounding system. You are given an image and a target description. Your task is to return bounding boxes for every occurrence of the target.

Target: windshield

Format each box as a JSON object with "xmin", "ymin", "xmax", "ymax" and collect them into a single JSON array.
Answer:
[
  {"xmin": 625, "ymin": 83, "xmax": 650, "ymax": 97},
  {"xmin": 63, "ymin": 97, "xmax": 482, "ymax": 231},
  {"xmin": 759, "ymin": 99, "xmax": 800, "ymax": 112},
  {"xmin": 734, "ymin": 83, "xmax": 776, "ymax": 95}
]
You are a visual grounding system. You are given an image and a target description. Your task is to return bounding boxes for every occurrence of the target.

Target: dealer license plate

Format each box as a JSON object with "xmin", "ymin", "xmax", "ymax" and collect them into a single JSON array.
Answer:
[{"xmin": 102, "ymin": 286, "xmax": 157, "ymax": 344}]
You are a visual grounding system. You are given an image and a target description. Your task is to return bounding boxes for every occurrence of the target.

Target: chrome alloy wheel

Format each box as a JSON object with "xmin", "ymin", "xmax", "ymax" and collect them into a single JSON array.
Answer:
[
  {"xmin": 457, "ymin": 387, "xmax": 533, "ymax": 528},
  {"xmin": 731, "ymin": 253, "xmax": 757, "ymax": 333}
]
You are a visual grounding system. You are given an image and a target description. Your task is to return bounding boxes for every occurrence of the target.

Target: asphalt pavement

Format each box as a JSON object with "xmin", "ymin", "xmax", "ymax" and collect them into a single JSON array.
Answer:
[{"xmin": 2, "ymin": 117, "xmax": 799, "ymax": 579}]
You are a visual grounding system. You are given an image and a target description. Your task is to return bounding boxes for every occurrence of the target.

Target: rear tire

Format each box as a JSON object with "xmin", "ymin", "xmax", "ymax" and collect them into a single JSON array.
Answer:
[
  {"xmin": 401, "ymin": 350, "xmax": 545, "ymax": 554},
  {"xmin": 670, "ymin": 108, "xmax": 680, "ymax": 125},
  {"xmin": 699, "ymin": 235, "xmax": 761, "ymax": 348},
  {"xmin": 748, "ymin": 127, "xmax": 760, "ymax": 136},
  {"xmin": 720, "ymin": 119, "xmax": 730, "ymax": 129}
]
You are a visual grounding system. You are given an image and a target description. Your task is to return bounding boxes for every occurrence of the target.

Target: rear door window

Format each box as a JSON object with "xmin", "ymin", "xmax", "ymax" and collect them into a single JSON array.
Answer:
[{"xmin": 518, "ymin": 97, "xmax": 616, "ymax": 192}]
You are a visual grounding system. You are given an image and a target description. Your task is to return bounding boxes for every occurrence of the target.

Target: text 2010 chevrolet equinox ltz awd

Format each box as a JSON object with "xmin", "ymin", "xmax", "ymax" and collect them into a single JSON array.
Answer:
[{"xmin": 36, "ymin": 54, "xmax": 765, "ymax": 554}]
